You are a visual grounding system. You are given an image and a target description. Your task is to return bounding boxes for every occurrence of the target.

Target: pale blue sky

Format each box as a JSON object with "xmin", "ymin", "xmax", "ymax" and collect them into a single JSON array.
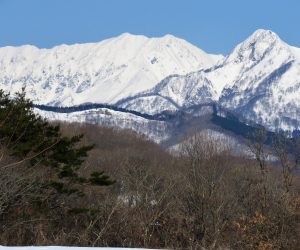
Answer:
[{"xmin": 0, "ymin": 0, "xmax": 299, "ymax": 54}]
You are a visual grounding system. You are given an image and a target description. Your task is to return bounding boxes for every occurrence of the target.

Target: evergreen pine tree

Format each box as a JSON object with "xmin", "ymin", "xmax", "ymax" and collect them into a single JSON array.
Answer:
[{"xmin": 0, "ymin": 89, "xmax": 114, "ymax": 195}]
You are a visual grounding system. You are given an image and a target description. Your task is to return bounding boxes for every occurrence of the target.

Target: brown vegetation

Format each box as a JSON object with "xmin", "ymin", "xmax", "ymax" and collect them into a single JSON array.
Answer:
[{"xmin": 1, "ymin": 122, "xmax": 300, "ymax": 249}]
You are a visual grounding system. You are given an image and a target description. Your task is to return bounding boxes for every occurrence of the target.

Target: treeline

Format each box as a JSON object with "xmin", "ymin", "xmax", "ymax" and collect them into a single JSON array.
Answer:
[
  {"xmin": 1, "ymin": 90, "xmax": 300, "ymax": 249},
  {"xmin": 34, "ymin": 103, "xmax": 167, "ymax": 121},
  {"xmin": 35, "ymin": 102, "xmax": 183, "ymax": 122}
]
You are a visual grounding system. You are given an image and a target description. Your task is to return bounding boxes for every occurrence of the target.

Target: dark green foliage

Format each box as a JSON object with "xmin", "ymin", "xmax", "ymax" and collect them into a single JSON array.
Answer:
[
  {"xmin": 68, "ymin": 207, "xmax": 90, "ymax": 214},
  {"xmin": 48, "ymin": 181, "xmax": 79, "ymax": 195},
  {"xmin": 0, "ymin": 88, "xmax": 113, "ymax": 190},
  {"xmin": 89, "ymin": 171, "xmax": 116, "ymax": 186}
]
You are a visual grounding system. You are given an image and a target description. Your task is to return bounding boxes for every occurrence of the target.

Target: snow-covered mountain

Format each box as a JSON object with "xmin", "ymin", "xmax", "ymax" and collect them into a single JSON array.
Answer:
[
  {"xmin": 218, "ymin": 29, "xmax": 300, "ymax": 132},
  {"xmin": 0, "ymin": 33, "xmax": 222, "ymax": 106},
  {"xmin": 116, "ymin": 71, "xmax": 216, "ymax": 115},
  {"xmin": 2, "ymin": 29, "xmax": 300, "ymax": 142},
  {"xmin": 118, "ymin": 29, "xmax": 300, "ymax": 134}
]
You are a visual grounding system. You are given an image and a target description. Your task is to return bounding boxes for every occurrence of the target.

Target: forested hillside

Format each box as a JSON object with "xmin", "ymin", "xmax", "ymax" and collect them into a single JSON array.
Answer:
[{"xmin": 1, "ymin": 91, "xmax": 300, "ymax": 249}]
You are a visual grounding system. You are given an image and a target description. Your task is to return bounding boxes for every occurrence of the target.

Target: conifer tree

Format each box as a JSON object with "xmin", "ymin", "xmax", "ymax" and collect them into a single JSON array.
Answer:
[{"xmin": 0, "ymin": 89, "xmax": 114, "ymax": 195}]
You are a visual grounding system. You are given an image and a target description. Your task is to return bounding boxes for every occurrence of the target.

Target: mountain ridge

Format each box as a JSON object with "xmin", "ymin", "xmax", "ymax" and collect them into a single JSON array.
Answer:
[
  {"xmin": 118, "ymin": 29, "xmax": 300, "ymax": 133},
  {"xmin": 1, "ymin": 29, "xmax": 300, "ymax": 139},
  {"xmin": 0, "ymin": 32, "xmax": 222, "ymax": 106}
]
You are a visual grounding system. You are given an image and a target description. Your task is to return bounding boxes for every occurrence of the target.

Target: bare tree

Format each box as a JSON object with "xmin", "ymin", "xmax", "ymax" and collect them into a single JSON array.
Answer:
[
  {"xmin": 248, "ymin": 128, "xmax": 271, "ymax": 212},
  {"xmin": 178, "ymin": 132, "xmax": 233, "ymax": 249}
]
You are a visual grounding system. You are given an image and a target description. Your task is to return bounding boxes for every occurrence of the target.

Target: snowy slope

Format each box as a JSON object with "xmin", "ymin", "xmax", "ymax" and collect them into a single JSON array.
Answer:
[
  {"xmin": 0, "ymin": 33, "xmax": 222, "ymax": 106},
  {"xmin": 35, "ymin": 108, "xmax": 170, "ymax": 143},
  {"xmin": 217, "ymin": 29, "xmax": 300, "ymax": 132},
  {"xmin": 117, "ymin": 71, "xmax": 216, "ymax": 114},
  {"xmin": 118, "ymin": 29, "xmax": 300, "ymax": 133}
]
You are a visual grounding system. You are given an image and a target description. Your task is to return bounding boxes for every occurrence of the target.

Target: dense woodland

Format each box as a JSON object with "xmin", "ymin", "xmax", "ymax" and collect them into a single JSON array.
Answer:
[{"xmin": 1, "ymin": 90, "xmax": 300, "ymax": 249}]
